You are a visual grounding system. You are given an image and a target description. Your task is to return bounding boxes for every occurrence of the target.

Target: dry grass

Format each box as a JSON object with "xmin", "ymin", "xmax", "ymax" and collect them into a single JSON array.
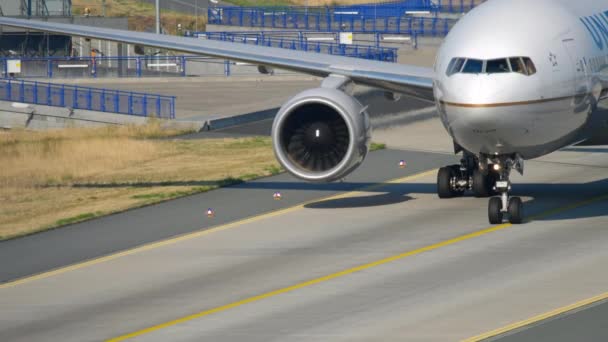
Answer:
[
  {"xmin": 71, "ymin": 0, "xmax": 409, "ymax": 33},
  {"xmin": 72, "ymin": 0, "xmax": 207, "ymax": 33},
  {"xmin": 292, "ymin": 0, "xmax": 388, "ymax": 5},
  {"xmin": 0, "ymin": 124, "xmax": 281, "ymax": 240},
  {"xmin": 224, "ymin": 0, "xmax": 384, "ymax": 6}
]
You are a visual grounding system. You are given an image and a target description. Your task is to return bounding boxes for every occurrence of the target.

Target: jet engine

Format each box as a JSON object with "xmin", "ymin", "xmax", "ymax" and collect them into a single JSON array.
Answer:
[{"xmin": 271, "ymin": 87, "xmax": 371, "ymax": 182}]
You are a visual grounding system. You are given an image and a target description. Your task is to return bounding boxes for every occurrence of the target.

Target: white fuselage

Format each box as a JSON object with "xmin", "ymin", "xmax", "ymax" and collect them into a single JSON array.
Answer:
[{"xmin": 433, "ymin": 0, "xmax": 608, "ymax": 159}]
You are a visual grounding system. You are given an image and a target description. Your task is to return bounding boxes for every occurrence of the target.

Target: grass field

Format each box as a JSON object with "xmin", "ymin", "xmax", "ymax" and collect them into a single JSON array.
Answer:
[
  {"xmin": 228, "ymin": 1, "xmax": 386, "ymax": 6},
  {"xmin": 70, "ymin": 0, "xmax": 405, "ymax": 33},
  {"xmin": 72, "ymin": 0, "xmax": 207, "ymax": 33},
  {"xmin": 0, "ymin": 124, "xmax": 281, "ymax": 240},
  {"xmin": 0, "ymin": 124, "xmax": 385, "ymax": 240}
]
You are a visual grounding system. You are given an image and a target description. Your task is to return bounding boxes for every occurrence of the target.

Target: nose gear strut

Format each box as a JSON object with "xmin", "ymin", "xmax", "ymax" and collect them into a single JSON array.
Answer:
[{"xmin": 487, "ymin": 155, "xmax": 524, "ymax": 224}]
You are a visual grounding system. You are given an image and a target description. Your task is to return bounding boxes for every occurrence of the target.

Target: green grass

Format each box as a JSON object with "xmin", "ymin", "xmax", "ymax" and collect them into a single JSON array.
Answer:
[
  {"xmin": 55, "ymin": 212, "xmax": 102, "ymax": 226},
  {"xmin": 370, "ymin": 142, "xmax": 387, "ymax": 152},
  {"xmin": 131, "ymin": 189, "xmax": 207, "ymax": 201},
  {"xmin": 128, "ymin": 177, "xmax": 246, "ymax": 201},
  {"xmin": 265, "ymin": 165, "xmax": 283, "ymax": 176},
  {"xmin": 226, "ymin": 136, "xmax": 271, "ymax": 149}
]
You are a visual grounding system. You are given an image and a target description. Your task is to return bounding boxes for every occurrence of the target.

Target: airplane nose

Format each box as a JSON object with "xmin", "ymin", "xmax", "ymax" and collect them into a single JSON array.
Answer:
[{"xmin": 443, "ymin": 102, "xmax": 530, "ymax": 156}]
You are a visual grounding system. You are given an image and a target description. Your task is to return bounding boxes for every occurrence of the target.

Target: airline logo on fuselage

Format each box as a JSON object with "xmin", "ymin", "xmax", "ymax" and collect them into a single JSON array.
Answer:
[{"xmin": 580, "ymin": 11, "xmax": 608, "ymax": 50}]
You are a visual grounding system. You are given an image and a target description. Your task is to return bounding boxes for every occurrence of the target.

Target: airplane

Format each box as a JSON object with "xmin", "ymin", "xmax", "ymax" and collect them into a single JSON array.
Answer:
[{"xmin": 1, "ymin": 0, "xmax": 607, "ymax": 224}]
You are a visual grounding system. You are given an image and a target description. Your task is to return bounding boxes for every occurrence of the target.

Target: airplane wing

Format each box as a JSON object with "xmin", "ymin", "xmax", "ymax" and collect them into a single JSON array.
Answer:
[{"xmin": 0, "ymin": 17, "xmax": 435, "ymax": 101}]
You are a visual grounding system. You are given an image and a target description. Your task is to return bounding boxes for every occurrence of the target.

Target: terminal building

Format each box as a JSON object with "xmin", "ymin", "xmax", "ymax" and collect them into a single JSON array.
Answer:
[{"xmin": 0, "ymin": 0, "xmax": 127, "ymax": 57}]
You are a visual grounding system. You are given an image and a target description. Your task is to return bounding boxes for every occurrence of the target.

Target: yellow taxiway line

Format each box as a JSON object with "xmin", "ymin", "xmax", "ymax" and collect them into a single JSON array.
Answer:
[
  {"xmin": 0, "ymin": 169, "xmax": 437, "ymax": 291},
  {"xmin": 107, "ymin": 194, "xmax": 608, "ymax": 341},
  {"xmin": 463, "ymin": 291, "xmax": 608, "ymax": 341},
  {"xmin": 463, "ymin": 191, "xmax": 608, "ymax": 341}
]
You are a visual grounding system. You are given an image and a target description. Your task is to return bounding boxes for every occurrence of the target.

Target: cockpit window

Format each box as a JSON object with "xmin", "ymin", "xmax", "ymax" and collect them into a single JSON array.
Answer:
[
  {"xmin": 462, "ymin": 59, "xmax": 483, "ymax": 74},
  {"xmin": 509, "ymin": 57, "xmax": 526, "ymax": 74},
  {"xmin": 522, "ymin": 57, "xmax": 537, "ymax": 75},
  {"xmin": 446, "ymin": 58, "xmax": 465, "ymax": 76},
  {"xmin": 486, "ymin": 59, "xmax": 510, "ymax": 73},
  {"xmin": 446, "ymin": 56, "xmax": 537, "ymax": 76}
]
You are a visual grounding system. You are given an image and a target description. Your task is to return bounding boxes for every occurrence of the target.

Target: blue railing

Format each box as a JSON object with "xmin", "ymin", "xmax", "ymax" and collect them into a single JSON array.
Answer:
[
  {"xmin": 0, "ymin": 56, "xmax": 189, "ymax": 79},
  {"xmin": 0, "ymin": 78, "xmax": 176, "ymax": 119},
  {"xmin": 209, "ymin": 0, "xmax": 436, "ymax": 26},
  {"xmin": 190, "ymin": 31, "xmax": 399, "ymax": 62},
  {"xmin": 437, "ymin": 0, "xmax": 484, "ymax": 13},
  {"xmin": 208, "ymin": 7, "xmax": 456, "ymax": 35},
  {"xmin": 208, "ymin": 0, "xmax": 482, "ymax": 23}
]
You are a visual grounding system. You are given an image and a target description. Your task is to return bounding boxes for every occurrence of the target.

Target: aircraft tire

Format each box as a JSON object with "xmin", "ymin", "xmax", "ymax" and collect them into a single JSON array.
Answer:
[
  {"xmin": 472, "ymin": 169, "xmax": 491, "ymax": 198},
  {"xmin": 488, "ymin": 197, "xmax": 503, "ymax": 224},
  {"xmin": 437, "ymin": 166, "xmax": 454, "ymax": 199},
  {"xmin": 508, "ymin": 197, "xmax": 524, "ymax": 224}
]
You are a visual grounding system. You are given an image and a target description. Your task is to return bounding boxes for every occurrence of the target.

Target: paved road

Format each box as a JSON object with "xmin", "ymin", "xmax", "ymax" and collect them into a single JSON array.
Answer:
[
  {"xmin": 1, "ymin": 145, "xmax": 607, "ymax": 341},
  {"xmin": 2, "ymin": 79, "xmax": 608, "ymax": 340},
  {"xmin": 70, "ymin": 77, "xmax": 322, "ymax": 120},
  {"xmin": 59, "ymin": 77, "xmax": 433, "ymax": 124},
  {"xmin": 0, "ymin": 149, "xmax": 455, "ymax": 283},
  {"xmin": 492, "ymin": 299, "xmax": 608, "ymax": 342}
]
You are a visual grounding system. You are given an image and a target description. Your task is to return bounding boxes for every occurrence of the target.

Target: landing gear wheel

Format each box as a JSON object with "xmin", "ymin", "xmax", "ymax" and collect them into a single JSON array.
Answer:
[
  {"xmin": 449, "ymin": 165, "xmax": 465, "ymax": 197},
  {"xmin": 508, "ymin": 197, "xmax": 524, "ymax": 224},
  {"xmin": 488, "ymin": 197, "xmax": 503, "ymax": 224},
  {"xmin": 472, "ymin": 169, "xmax": 491, "ymax": 198},
  {"xmin": 437, "ymin": 166, "xmax": 454, "ymax": 199}
]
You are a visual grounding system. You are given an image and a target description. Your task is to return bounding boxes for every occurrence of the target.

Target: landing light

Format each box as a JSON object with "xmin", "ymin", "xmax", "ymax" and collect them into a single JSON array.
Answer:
[{"xmin": 493, "ymin": 164, "xmax": 501, "ymax": 171}]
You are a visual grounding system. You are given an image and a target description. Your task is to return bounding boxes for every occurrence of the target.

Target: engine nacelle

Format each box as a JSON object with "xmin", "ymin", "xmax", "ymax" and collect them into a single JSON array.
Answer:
[{"xmin": 272, "ymin": 88, "xmax": 371, "ymax": 182}]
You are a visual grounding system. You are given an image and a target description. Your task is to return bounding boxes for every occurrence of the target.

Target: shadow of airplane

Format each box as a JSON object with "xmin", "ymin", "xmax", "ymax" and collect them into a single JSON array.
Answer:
[
  {"xmin": 306, "ymin": 193, "xmax": 414, "ymax": 209},
  {"xmin": 238, "ymin": 179, "xmax": 608, "ymax": 222},
  {"xmin": 561, "ymin": 147, "xmax": 608, "ymax": 153},
  {"xmin": 72, "ymin": 176, "xmax": 608, "ymax": 222}
]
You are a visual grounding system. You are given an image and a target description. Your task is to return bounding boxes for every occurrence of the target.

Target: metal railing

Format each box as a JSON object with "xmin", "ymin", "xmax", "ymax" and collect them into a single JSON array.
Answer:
[
  {"xmin": 0, "ymin": 56, "xmax": 188, "ymax": 79},
  {"xmin": 0, "ymin": 78, "xmax": 176, "ymax": 119},
  {"xmin": 0, "ymin": 55, "xmax": 277, "ymax": 78},
  {"xmin": 0, "ymin": 46, "xmax": 398, "ymax": 81},
  {"xmin": 209, "ymin": 30, "xmax": 420, "ymax": 50},
  {"xmin": 209, "ymin": 1, "xmax": 435, "ymax": 25},
  {"xmin": 20, "ymin": 0, "xmax": 50, "ymax": 17},
  {"xmin": 190, "ymin": 32, "xmax": 399, "ymax": 62},
  {"xmin": 208, "ymin": 7, "xmax": 457, "ymax": 35},
  {"xmin": 437, "ymin": 0, "xmax": 484, "ymax": 13}
]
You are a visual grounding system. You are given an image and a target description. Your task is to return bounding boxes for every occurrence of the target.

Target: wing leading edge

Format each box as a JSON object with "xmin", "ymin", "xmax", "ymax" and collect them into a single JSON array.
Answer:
[{"xmin": 0, "ymin": 17, "xmax": 435, "ymax": 101}]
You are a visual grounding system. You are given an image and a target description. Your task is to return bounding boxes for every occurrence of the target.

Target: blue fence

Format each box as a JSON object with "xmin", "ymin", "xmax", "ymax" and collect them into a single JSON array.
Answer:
[
  {"xmin": 208, "ymin": 7, "xmax": 456, "ymax": 35},
  {"xmin": 0, "ymin": 78, "xmax": 176, "ymax": 119},
  {"xmin": 190, "ymin": 31, "xmax": 399, "ymax": 62},
  {"xmin": 209, "ymin": 0, "xmax": 482, "ymax": 23},
  {"xmin": 0, "ymin": 56, "xmax": 189, "ymax": 79},
  {"xmin": 209, "ymin": 0, "xmax": 436, "ymax": 27},
  {"xmin": 320, "ymin": 0, "xmax": 484, "ymax": 14},
  {"xmin": 438, "ymin": 0, "xmax": 484, "ymax": 13}
]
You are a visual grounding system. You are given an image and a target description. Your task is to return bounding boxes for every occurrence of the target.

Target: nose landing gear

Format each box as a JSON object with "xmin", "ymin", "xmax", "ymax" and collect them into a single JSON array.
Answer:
[{"xmin": 487, "ymin": 156, "xmax": 524, "ymax": 225}]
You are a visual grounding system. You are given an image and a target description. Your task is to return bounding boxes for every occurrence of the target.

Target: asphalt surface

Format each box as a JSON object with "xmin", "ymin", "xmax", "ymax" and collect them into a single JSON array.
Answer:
[
  {"xmin": 63, "ymin": 78, "xmax": 433, "ymax": 125},
  {"xmin": 1, "ymin": 144, "xmax": 608, "ymax": 341},
  {"xmin": 2, "ymin": 78, "xmax": 608, "ymax": 340},
  {"xmin": 0, "ymin": 149, "xmax": 455, "ymax": 283},
  {"xmin": 492, "ymin": 299, "xmax": 608, "ymax": 342},
  {"xmin": 70, "ymin": 77, "xmax": 322, "ymax": 121}
]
